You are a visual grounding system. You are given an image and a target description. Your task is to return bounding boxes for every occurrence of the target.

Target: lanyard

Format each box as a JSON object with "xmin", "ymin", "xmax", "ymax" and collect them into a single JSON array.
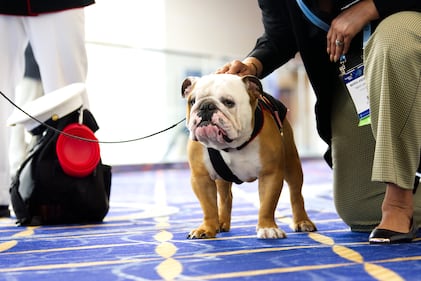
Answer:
[
  {"xmin": 295, "ymin": 0, "xmax": 330, "ymax": 32},
  {"xmin": 295, "ymin": 0, "xmax": 371, "ymax": 46}
]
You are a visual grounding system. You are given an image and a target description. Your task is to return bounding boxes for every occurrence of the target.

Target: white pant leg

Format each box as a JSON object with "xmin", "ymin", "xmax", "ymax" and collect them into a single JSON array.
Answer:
[
  {"xmin": 0, "ymin": 16, "xmax": 28, "ymax": 205},
  {"xmin": 26, "ymin": 8, "xmax": 90, "ymax": 106},
  {"xmin": 0, "ymin": 9, "xmax": 90, "ymax": 206},
  {"xmin": 9, "ymin": 9, "xmax": 90, "ymax": 177},
  {"xmin": 8, "ymin": 78, "xmax": 44, "ymax": 175}
]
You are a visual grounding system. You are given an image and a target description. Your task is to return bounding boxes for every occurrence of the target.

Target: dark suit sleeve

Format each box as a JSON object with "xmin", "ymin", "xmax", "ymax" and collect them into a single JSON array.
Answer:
[
  {"xmin": 247, "ymin": 0, "xmax": 298, "ymax": 78},
  {"xmin": 373, "ymin": 0, "xmax": 421, "ymax": 18}
]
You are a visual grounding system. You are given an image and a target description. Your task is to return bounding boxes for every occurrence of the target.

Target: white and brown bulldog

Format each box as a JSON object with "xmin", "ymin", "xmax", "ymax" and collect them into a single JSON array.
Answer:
[{"xmin": 181, "ymin": 74, "xmax": 316, "ymax": 239}]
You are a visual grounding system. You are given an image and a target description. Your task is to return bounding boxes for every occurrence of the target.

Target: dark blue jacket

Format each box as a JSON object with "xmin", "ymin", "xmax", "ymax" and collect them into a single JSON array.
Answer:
[
  {"xmin": 0, "ymin": 0, "xmax": 94, "ymax": 16},
  {"xmin": 248, "ymin": 0, "xmax": 421, "ymax": 164}
]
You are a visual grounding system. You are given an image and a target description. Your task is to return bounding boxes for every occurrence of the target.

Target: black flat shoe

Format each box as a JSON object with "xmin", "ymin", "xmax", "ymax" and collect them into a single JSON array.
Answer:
[{"xmin": 369, "ymin": 218, "xmax": 418, "ymax": 244}]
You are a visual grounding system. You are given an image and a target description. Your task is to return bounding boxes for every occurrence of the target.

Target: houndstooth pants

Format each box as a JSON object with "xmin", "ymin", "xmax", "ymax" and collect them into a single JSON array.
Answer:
[{"xmin": 332, "ymin": 11, "xmax": 421, "ymax": 232}]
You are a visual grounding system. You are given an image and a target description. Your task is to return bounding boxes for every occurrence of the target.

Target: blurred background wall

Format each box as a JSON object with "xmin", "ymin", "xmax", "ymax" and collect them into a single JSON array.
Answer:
[{"xmin": 84, "ymin": 0, "xmax": 327, "ymax": 166}]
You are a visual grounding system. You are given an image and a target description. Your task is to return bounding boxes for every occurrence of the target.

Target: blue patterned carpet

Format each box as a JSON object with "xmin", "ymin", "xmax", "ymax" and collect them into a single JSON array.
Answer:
[{"xmin": 1, "ymin": 159, "xmax": 420, "ymax": 281}]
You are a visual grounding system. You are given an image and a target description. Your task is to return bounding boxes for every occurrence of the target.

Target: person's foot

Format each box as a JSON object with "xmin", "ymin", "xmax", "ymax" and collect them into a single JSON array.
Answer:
[
  {"xmin": 0, "ymin": 205, "xmax": 10, "ymax": 217},
  {"xmin": 369, "ymin": 218, "xmax": 417, "ymax": 244},
  {"xmin": 376, "ymin": 183, "xmax": 413, "ymax": 233},
  {"xmin": 369, "ymin": 183, "xmax": 417, "ymax": 244}
]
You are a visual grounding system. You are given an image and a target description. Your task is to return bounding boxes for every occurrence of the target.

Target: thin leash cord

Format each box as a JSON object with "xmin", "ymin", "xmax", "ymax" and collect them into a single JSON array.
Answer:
[{"xmin": 0, "ymin": 90, "xmax": 186, "ymax": 144}]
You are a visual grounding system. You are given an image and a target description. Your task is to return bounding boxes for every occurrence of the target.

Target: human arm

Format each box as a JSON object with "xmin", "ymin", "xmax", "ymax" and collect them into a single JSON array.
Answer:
[
  {"xmin": 216, "ymin": 57, "xmax": 263, "ymax": 77},
  {"xmin": 327, "ymin": 0, "xmax": 379, "ymax": 62},
  {"xmin": 327, "ymin": 0, "xmax": 421, "ymax": 62}
]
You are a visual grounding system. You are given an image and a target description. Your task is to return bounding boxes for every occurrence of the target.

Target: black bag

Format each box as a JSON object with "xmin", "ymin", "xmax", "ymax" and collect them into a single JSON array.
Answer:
[{"xmin": 10, "ymin": 109, "xmax": 112, "ymax": 226}]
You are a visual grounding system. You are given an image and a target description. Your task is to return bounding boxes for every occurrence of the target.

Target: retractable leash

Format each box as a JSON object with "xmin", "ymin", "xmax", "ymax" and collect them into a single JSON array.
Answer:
[{"xmin": 0, "ymin": 90, "xmax": 186, "ymax": 144}]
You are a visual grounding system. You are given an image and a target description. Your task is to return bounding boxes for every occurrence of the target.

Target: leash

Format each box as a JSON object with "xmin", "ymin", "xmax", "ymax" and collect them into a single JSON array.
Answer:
[{"xmin": 0, "ymin": 90, "xmax": 186, "ymax": 144}]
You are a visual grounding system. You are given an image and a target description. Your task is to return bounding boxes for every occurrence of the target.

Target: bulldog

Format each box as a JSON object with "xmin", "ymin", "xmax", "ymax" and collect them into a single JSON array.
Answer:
[{"xmin": 181, "ymin": 74, "xmax": 316, "ymax": 239}]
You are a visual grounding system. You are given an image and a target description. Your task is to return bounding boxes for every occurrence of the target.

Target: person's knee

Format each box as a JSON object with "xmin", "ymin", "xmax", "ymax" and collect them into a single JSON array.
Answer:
[
  {"xmin": 367, "ymin": 12, "xmax": 416, "ymax": 61},
  {"xmin": 334, "ymin": 196, "xmax": 381, "ymax": 232}
]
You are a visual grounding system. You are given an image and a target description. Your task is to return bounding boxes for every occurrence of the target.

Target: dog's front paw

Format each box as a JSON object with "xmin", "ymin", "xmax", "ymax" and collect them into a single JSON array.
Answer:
[
  {"xmin": 292, "ymin": 220, "xmax": 317, "ymax": 232},
  {"xmin": 256, "ymin": 227, "xmax": 287, "ymax": 239},
  {"xmin": 187, "ymin": 227, "xmax": 218, "ymax": 239}
]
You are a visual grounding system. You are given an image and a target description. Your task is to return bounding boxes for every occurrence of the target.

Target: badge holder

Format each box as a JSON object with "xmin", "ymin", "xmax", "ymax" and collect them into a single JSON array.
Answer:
[
  {"xmin": 339, "ymin": 55, "xmax": 370, "ymax": 126},
  {"xmin": 339, "ymin": 24, "xmax": 372, "ymax": 126}
]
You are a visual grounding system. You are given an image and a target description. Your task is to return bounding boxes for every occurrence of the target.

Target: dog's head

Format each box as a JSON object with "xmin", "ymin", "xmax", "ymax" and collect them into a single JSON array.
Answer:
[{"xmin": 181, "ymin": 74, "xmax": 263, "ymax": 150}]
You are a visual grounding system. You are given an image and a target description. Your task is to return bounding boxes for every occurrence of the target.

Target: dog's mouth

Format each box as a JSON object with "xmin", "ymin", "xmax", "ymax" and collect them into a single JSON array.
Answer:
[
  {"xmin": 198, "ymin": 120, "xmax": 212, "ymax": 127},
  {"xmin": 195, "ymin": 121, "xmax": 233, "ymax": 143}
]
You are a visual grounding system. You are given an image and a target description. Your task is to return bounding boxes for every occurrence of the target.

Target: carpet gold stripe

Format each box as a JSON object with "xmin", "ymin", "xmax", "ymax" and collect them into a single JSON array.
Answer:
[
  {"xmin": 12, "ymin": 226, "xmax": 38, "ymax": 237},
  {"xmin": 156, "ymin": 257, "xmax": 183, "ymax": 280},
  {"xmin": 188, "ymin": 262, "xmax": 356, "ymax": 280},
  {"xmin": 0, "ymin": 240, "xmax": 17, "ymax": 252},
  {"xmin": 364, "ymin": 263, "xmax": 404, "ymax": 281},
  {"xmin": 308, "ymin": 229, "xmax": 406, "ymax": 280},
  {"xmin": 308, "ymin": 232, "xmax": 334, "ymax": 245},
  {"xmin": 332, "ymin": 245, "xmax": 364, "ymax": 263}
]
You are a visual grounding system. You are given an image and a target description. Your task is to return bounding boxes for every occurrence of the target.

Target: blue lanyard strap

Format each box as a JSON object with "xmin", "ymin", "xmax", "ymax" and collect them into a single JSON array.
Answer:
[
  {"xmin": 296, "ymin": 0, "xmax": 330, "ymax": 32},
  {"xmin": 296, "ymin": 0, "xmax": 371, "ymax": 47},
  {"xmin": 362, "ymin": 24, "xmax": 371, "ymax": 48}
]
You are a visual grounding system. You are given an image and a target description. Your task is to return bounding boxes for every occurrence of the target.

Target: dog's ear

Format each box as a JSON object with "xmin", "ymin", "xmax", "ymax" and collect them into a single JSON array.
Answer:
[
  {"xmin": 181, "ymin": 77, "xmax": 198, "ymax": 98},
  {"xmin": 241, "ymin": 75, "xmax": 263, "ymax": 98}
]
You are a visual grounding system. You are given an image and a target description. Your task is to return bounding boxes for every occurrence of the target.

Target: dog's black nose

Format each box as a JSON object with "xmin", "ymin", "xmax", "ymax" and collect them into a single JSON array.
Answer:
[
  {"xmin": 198, "ymin": 101, "xmax": 216, "ymax": 121},
  {"xmin": 200, "ymin": 101, "xmax": 216, "ymax": 111}
]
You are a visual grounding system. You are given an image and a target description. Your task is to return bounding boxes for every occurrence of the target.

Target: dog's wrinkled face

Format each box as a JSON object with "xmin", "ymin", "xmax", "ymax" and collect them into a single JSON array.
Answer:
[{"xmin": 181, "ymin": 74, "xmax": 262, "ymax": 150}]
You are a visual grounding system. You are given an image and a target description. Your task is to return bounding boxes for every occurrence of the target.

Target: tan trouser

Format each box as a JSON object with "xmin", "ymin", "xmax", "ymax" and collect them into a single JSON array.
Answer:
[
  {"xmin": 365, "ymin": 11, "xmax": 421, "ymax": 190},
  {"xmin": 331, "ymin": 11, "xmax": 421, "ymax": 232}
]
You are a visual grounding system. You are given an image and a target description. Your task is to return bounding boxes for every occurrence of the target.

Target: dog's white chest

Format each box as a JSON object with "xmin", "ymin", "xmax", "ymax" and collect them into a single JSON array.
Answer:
[{"xmin": 203, "ymin": 139, "xmax": 261, "ymax": 182}]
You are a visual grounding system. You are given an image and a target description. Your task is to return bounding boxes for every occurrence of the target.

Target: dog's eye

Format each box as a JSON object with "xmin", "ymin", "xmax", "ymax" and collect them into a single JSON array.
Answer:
[
  {"xmin": 222, "ymin": 98, "xmax": 235, "ymax": 108},
  {"xmin": 189, "ymin": 98, "xmax": 195, "ymax": 106}
]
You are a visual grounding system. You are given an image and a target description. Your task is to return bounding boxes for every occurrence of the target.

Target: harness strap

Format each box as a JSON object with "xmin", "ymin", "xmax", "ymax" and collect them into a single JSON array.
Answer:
[
  {"xmin": 208, "ymin": 147, "xmax": 244, "ymax": 184},
  {"xmin": 260, "ymin": 92, "xmax": 287, "ymax": 131},
  {"xmin": 207, "ymin": 93, "xmax": 288, "ymax": 184}
]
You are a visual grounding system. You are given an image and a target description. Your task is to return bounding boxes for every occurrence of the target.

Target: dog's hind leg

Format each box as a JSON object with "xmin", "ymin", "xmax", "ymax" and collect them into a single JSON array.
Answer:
[{"xmin": 282, "ymin": 119, "xmax": 317, "ymax": 232}]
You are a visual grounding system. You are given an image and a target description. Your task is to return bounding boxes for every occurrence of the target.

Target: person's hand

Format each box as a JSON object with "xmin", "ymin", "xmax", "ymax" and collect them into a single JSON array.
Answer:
[
  {"xmin": 215, "ymin": 58, "xmax": 261, "ymax": 77},
  {"xmin": 327, "ymin": 0, "xmax": 379, "ymax": 62}
]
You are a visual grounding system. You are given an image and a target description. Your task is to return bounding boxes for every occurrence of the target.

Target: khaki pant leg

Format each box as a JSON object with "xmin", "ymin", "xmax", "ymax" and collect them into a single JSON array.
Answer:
[
  {"xmin": 331, "ymin": 81, "xmax": 384, "ymax": 232},
  {"xmin": 364, "ymin": 11, "xmax": 421, "ymax": 228},
  {"xmin": 364, "ymin": 11, "xmax": 421, "ymax": 190},
  {"xmin": 332, "ymin": 11, "xmax": 421, "ymax": 231}
]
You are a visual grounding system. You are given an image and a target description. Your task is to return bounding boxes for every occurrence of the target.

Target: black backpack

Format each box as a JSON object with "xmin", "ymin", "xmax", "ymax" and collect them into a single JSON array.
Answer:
[{"xmin": 10, "ymin": 109, "xmax": 112, "ymax": 226}]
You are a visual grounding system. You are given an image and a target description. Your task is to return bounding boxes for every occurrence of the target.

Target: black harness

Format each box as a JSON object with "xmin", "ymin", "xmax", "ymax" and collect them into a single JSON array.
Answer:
[{"xmin": 207, "ymin": 93, "xmax": 288, "ymax": 184}]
